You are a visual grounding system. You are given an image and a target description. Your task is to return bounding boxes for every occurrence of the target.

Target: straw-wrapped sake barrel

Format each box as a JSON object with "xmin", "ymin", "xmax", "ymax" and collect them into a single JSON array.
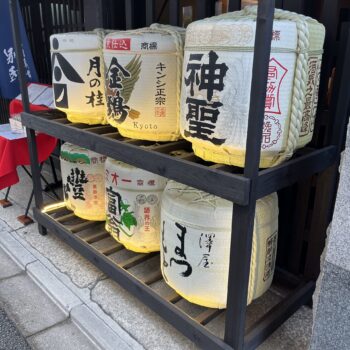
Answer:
[
  {"xmin": 161, "ymin": 181, "xmax": 278, "ymax": 309},
  {"xmin": 103, "ymin": 24, "xmax": 185, "ymax": 141},
  {"xmin": 50, "ymin": 31, "xmax": 107, "ymax": 124},
  {"xmin": 60, "ymin": 143, "xmax": 106, "ymax": 221},
  {"xmin": 180, "ymin": 6, "xmax": 325, "ymax": 168},
  {"xmin": 105, "ymin": 158, "xmax": 167, "ymax": 253}
]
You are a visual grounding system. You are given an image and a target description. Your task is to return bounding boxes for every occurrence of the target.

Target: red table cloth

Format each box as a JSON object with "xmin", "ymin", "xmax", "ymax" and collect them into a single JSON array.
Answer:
[
  {"xmin": 0, "ymin": 132, "xmax": 57, "ymax": 190},
  {"xmin": 0, "ymin": 98, "xmax": 57, "ymax": 190}
]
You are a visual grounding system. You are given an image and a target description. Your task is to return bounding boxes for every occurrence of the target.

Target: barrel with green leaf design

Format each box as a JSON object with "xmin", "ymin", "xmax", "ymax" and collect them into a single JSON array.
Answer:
[{"xmin": 105, "ymin": 158, "xmax": 167, "ymax": 253}]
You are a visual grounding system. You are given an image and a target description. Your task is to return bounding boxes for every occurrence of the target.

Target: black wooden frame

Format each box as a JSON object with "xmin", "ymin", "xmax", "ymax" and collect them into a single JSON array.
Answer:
[{"xmin": 9, "ymin": 0, "xmax": 350, "ymax": 349}]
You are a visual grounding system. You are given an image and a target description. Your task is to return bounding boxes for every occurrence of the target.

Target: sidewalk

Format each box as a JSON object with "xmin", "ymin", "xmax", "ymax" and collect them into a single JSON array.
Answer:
[
  {"xmin": 0, "ymin": 246, "xmax": 97, "ymax": 350},
  {"xmin": 0, "ymin": 166, "xmax": 313, "ymax": 349}
]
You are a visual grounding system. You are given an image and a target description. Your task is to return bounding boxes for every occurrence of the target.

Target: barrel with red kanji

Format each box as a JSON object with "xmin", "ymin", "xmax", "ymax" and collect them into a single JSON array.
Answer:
[
  {"xmin": 50, "ymin": 31, "xmax": 107, "ymax": 125},
  {"xmin": 103, "ymin": 25, "xmax": 185, "ymax": 141},
  {"xmin": 161, "ymin": 181, "xmax": 279, "ymax": 309},
  {"xmin": 180, "ymin": 7, "xmax": 325, "ymax": 168},
  {"xmin": 60, "ymin": 143, "xmax": 106, "ymax": 221},
  {"xmin": 105, "ymin": 158, "xmax": 167, "ymax": 253}
]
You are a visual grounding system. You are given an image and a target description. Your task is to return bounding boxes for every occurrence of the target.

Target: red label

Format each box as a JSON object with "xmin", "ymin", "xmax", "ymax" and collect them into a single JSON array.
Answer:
[
  {"xmin": 105, "ymin": 38, "xmax": 131, "ymax": 51},
  {"xmin": 265, "ymin": 58, "xmax": 288, "ymax": 115}
]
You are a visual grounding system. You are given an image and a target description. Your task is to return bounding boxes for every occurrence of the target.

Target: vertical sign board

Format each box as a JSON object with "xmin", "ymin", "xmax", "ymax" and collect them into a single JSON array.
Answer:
[{"xmin": 0, "ymin": 0, "xmax": 38, "ymax": 99}]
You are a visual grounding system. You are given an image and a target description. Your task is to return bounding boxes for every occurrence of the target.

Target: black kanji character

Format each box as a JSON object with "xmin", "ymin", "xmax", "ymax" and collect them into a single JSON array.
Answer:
[
  {"xmin": 107, "ymin": 57, "xmax": 130, "ymax": 89},
  {"xmin": 89, "ymin": 78, "xmax": 101, "ymax": 88},
  {"xmin": 85, "ymin": 91, "xmax": 96, "ymax": 107},
  {"xmin": 96, "ymin": 90, "xmax": 104, "ymax": 106},
  {"xmin": 87, "ymin": 56, "xmax": 101, "ymax": 77},
  {"xmin": 184, "ymin": 53, "xmax": 203, "ymax": 97},
  {"xmin": 66, "ymin": 168, "xmax": 88, "ymax": 200},
  {"xmin": 169, "ymin": 222, "xmax": 192, "ymax": 277},
  {"xmin": 199, "ymin": 51, "xmax": 228, "ymax": 101},
  {"xmin": 107, "ymin": 91, "xmax": 130, "ymax": 123},
  {"xmin": 184, "ymin": 97, "xmax": 226, "ymax": 145},
  {"xmin": 156, "ymin": 63, "xmax": 166, "ymax": 71}
]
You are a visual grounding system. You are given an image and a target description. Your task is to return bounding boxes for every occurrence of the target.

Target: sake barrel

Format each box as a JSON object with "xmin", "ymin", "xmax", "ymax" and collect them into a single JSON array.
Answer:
[
  {"xmin": 103, "ymin": 25, "xmax": 185, "ymax": 141},
  {"xmin": 105, "ymin": 158, "xmax": 167, "ymax": 253},
  {"xmin": 161, "ymin": 181, "xmax": 278, "ymax": 309},
  {"xmin": 60, "ymin": 143, "xmax": 106, "ymax": 221},
  {"xmin": 180, "ymin": 7, "xmax": 325, "ymax": 168},
  {"xmin": 50, "ymin": 31, "xmax": 107, "ymax": 125}
]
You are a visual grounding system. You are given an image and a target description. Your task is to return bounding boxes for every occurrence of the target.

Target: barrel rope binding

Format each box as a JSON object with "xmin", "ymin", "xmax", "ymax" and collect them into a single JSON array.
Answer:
[{"xmin": 189, "ymin": 7, "xmax": 316, "ymax": 166}]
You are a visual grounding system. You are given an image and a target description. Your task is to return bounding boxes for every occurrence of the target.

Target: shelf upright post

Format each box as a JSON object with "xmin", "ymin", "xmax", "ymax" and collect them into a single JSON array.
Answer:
[
  {"xmin": 125, "ymin": 0, "xmax": 135, "ymax": 29},
  {"xmin": 146, "ymin": 0, "xmax": 155, "ymax": 26},
  {"xmin": 169, "ymin": 0, "xmax": 179, "ymax": 26},
  {"xmin": 9, "ymin": 0, "xmax": 47, "ymax": 235},
  {"xmin": 228, "ymin": 0, "xmax": 241, "ymax": 12},
  {"xmin": 224, "ymin": 1, "xmax": 275, "ymax": 349}
]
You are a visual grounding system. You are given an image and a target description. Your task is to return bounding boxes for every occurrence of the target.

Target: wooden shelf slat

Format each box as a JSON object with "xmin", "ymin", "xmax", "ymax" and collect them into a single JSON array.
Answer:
[
  {"xmin": 118, "ymin": 252, "xmax": 157, "ymax": 270},
  {"xmin": 195, "ymin": 309, "xmax": 224, "ymax": 325}
]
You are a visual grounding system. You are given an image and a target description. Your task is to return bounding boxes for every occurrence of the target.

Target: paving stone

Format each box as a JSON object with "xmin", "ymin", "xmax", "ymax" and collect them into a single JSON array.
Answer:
[
  {"xmin": 0, "ymin": 274, "xmax": 67, "ymax": 337},
  {"xmin": 0, "ymin": 226, "xmax": 37, "ymax": 269},
  {"xmin": 310, "ymin": 262, "xmax": 350, "ymax": 350},
  {"xmin": 0, "ymin": 307, "xmax": 31, "ymax": 350},
  {"xmin": 0, "ymin": 205, "xmax": 28, "ymax": 231},
  {"xmin": 16, "ymin": 223, "xmax": 104, "ymax": 289},
  {"xmin": 27, "ymin": 320, "xmax": 97, "ymax": 350},
  {"xmin": 0, "ymin": 246, "xmax": 23, "ymax": 280},
  {"xmin": 91, "ymin": 279, "xmax": 196, "ymax": 350},
  {"xmin": 258, "ymin": 306, "xmax": 312, "ymax": 350}
]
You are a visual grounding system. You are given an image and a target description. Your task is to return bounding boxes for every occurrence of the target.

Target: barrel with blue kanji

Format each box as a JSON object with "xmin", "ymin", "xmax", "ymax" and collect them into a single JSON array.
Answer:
[
  {"xmin": 105, "ymin": 158, "xmax": 167, "ymax": 253},
  {"xmin": 60, "ymin": 143, "xmax": 106, "ymax": 221},
  {"xmin": 161, "ymin": 181, "xmax": 278, "ymax": 309},
  {"xmin": 50, "ymin": 31, "xmax": 106, "ymax": 125}
]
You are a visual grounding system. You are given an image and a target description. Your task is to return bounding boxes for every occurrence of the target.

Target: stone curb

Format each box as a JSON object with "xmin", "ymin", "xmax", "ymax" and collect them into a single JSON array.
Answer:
[
  {"xmin": 0, "ymin": 227, "xmax": 144, "ymax": 350},
  {"xmin": 26, "ymin": 261, "xmax": 81, "ymax": 315},
  {"xmin": 0, "ymin": 229, "xmax": 37, "ymax": 269},
  {"xmin": 71, "ymin": 304, "xmax": 144, "ymax": 350}
]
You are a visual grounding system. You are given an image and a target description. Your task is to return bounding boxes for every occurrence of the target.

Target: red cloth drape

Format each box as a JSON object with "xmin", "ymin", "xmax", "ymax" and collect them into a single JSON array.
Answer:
[
  {"xmin": 0, "ymin": 96, "xmax": 57, "ymax": 190},
  {"xmin": 0, "ymin": 134, "xmax": 57, "ymax": 190}
]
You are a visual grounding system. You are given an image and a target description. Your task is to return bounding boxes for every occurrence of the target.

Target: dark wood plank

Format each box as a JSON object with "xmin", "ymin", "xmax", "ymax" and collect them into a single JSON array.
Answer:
[
  {"xmin": 141, "ymin": 269, "xmax": 163, "ymax": 285},
  {"xmin": 85, "ymin": 126, "xmax": 116, "ymax": 134},
  {"xmin": 80, "ymin": 230, "xmax": 109, "ymax": 244},
  {"xmin": 70, "ymin": 220, "xmax": 100, "ymax": 233},
  {"xmin": 118, "ymin": 253, "xmax": 157, "ymax": 270},
  {"xmin": 22, "ymin": 111, "xmax": 251, "ymax": 205},
  {"xmin": 195, "ymin": 309, "xmax": 224, "ymax": 325},
  {"xmin": 304, "ymin": 164, "xmax": 338, "ymax": 279},
  {"xmin": 91, "ymin": 237, "xmax": 123, "ymax": 255},
  {"xmin": 256, "ymin": 146, "xmax": 337, "ymax": 198},
  {"xmin": 56, "ymin": 212, "xmax": 77, "ymax": 223},
  {"xmin": 165, "ymin": 290, "xmax": 182, "ymax": 303},
  {"xmin": 169, "ymin": 0, "xmax": 179, "ymax": 26}
]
